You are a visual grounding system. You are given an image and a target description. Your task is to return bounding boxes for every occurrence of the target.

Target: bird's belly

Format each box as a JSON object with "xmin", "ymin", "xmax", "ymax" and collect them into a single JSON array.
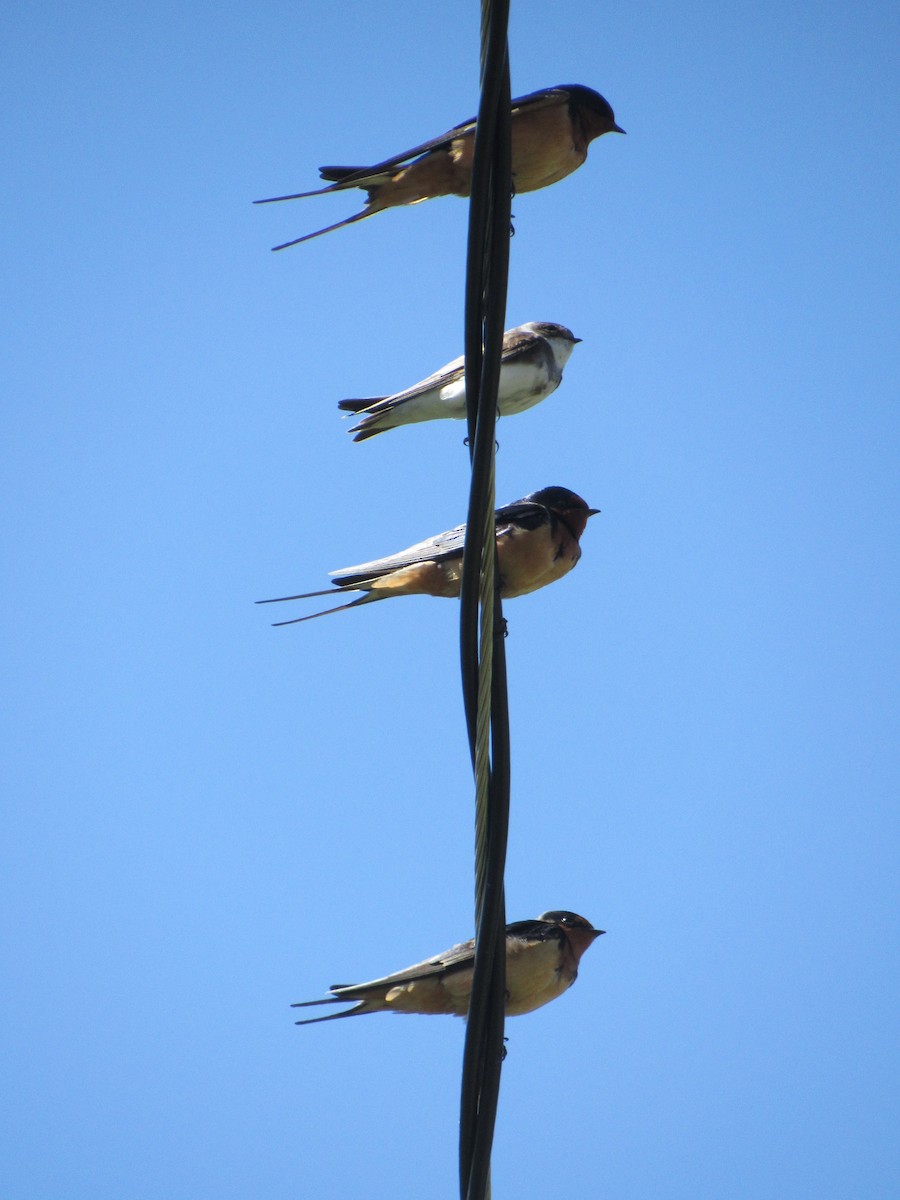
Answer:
[
  {"xmin": 505, "ymin": 975, "xmax": 573, "ymax": 1016},
  {"xmin": 386, "ymin": 379, "xmax": 467, "ymax": 425},
  {"xmin": 384, "ymin": 974, "xmax": 471, "ymax": 1016},
  {"xmin": 434, "ymin": 378, "xmax": 469, "ymax": 418},
  {"xmin": 370, "ymin": 558, "xmax": 463, "ymax": 599},
  {"xmin": 385, "ymin": 144, "xmax": 472, "ymax": 205}
]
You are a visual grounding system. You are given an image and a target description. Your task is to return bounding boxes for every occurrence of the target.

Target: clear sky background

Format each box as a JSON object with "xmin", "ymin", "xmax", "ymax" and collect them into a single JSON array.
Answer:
[{"xmin": 3, "ymin": 2, "xmax": 898, "ymax": 1197}]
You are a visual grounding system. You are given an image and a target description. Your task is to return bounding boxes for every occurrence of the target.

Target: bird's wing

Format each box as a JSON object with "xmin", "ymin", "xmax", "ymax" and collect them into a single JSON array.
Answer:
[
  {"xmin": 337, "ymin": 396, "xmax": 386, "ymax": 414},
  {"xmin": 317, "ymin": 88, "xmax": 567, "ymax": 185},
  {"xmin": 330, "ymin": 522, "xmax": 468, "ymax": 586},
  {"xmin": 498, "ymin": 327, "xmax": 544, "ymax": 359},
  {"xmin": 508, "ymin": 85, "xmax": 573, "ymax": 116},
  {"xmin": 492, "ymin": 498, "xmax": 552, "ymax": 534},
  {"xmin": 329, "ymin": 937, "xmax": 478, "ymax": 998},
  {"xmin": 346, "ymin": 352, "xmax": 467, "ymax": 414},
  {"xmin": 317, "ymin": 120, "xmax": 477, "ymax": 184},
  {"xmin": 503, "ymin": 917, "xmax": 560, "ymax": 942}
]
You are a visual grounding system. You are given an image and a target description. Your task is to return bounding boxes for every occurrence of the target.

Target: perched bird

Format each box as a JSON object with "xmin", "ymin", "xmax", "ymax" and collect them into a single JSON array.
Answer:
[
  {"xmin": 257, "ymin": 485, "xmax": 599, "ymax": 625},
  {"xmin": 292, "ymin": 911, "xmax": 604, "ymax": 1024},
  {"xmin": 255, "ymin": 84, "xmax": 624, "ymax": 249},
  {"xmin": 338, "ymin": 322, "xmax": 581, "ymax": 441}
]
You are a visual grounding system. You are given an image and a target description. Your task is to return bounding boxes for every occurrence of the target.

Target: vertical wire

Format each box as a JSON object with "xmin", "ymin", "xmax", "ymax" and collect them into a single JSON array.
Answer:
[{"xmin": 458, "ymin": 2, "xmax": 512, "ymax": 1198}]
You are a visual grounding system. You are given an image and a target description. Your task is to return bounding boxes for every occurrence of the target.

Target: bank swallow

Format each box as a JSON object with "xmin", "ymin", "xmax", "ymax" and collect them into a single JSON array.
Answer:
[
  {"xmin": 293, "ymin": 911, "xmax": 604, "ymax": 1024},
  {"xmin": 256, "ymin": 84, "xmax": 624, "ymax": 249},
  {"xmin": 257, "ymin": 485, "xmax": 599, "ymax": 624},
  {"xmin": 338, "ymin": 322, "xmax": 581, "ymax": 441}
]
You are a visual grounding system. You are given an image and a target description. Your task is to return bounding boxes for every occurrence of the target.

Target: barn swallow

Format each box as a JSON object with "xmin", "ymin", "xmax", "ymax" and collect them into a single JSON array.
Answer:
[
  {"xmin": 255, "ymin": 84, "xmax": 624, "ymax": 249},
  {"xmin": 292, "ymin": 911, "xmax": 604, "ymax": 1024},
  {"xmin": 338, "ymin": 322, "xmax": 581, "ymax": 442},
  {"xmin": 256, "ymin": 485, "xmax": 599, "ymax": 625}
]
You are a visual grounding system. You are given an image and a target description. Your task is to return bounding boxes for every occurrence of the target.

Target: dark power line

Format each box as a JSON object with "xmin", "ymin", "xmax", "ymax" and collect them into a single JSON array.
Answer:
[{"xmin": 458, "ymin": 2, "xmax": 512, "ymax": 1198}]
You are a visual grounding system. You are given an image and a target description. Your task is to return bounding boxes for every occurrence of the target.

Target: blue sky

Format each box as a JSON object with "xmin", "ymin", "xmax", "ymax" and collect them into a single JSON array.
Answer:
[{"xmin": 3, "ymin": 2, "xmax": 898, "ymax": 1197}]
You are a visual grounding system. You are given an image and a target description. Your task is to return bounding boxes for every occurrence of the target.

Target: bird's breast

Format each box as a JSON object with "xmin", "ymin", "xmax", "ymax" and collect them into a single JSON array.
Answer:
[
  {"xmin": 509, "ymin": 105, "xmax": 587, "ymax": 191},
  {"xmin": 496, "ymin": 359, "xmax": 556, "ymax": 415},
  {"xmin": 504, "ymin": 935, "xmax": 574, "ymax": 1016},
  {"xmin": 497, "ymin": 522, "xmax": 582, "ymax": 598}
]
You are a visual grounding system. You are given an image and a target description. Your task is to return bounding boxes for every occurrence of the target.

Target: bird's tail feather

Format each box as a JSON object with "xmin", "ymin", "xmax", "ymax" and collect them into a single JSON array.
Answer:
[
  {"xmin": 291, "ymin": 997, "xmax": 367, "ymax": 1026},
  {"xmin": 255, "ymin": 587, "xmax": 385, "ymax": 626},
  {"xmin": 267, "ymin": 207, "xmax": 375, "ymax": 251},
  {"xmin": 350, "ymin": 424, "xmax": 386, "ymax": 443},
  {"xmin": 253, "ymin": 183, "xmax": 343, "ymax": 204},
  {"xmin": 256, "ymin": 586, "xmax": 348, "ymax": 604}
]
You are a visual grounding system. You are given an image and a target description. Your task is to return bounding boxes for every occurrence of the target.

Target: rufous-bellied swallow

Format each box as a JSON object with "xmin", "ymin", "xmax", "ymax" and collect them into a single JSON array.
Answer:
[
  {"xmin": 338, "ymin": 322, "xmax": 581, "ymax": 442},
  {"xmin": 257, "ymin": 485, "xmax": 599, "ymax": 625},
  {"xmin": 292, "ymin": 911, "xmax": 604, "ymax": 1024},
  {"xmin": 255, "ymin": 84, "xmax": 624, "ymax": 249}
]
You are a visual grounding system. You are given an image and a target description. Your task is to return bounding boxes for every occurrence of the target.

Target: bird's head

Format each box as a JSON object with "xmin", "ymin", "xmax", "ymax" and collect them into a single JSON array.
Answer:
[
  {"xmin": 525, "ymin": 487, "xmax": 600, "ymax": 540},
  {"xmin": 539, "ymin": 911, "xmax": 605, "ymax": 960},
  {"xmin": 561, "ymin": 85, "xmax": 626, "ymax": 137}
]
